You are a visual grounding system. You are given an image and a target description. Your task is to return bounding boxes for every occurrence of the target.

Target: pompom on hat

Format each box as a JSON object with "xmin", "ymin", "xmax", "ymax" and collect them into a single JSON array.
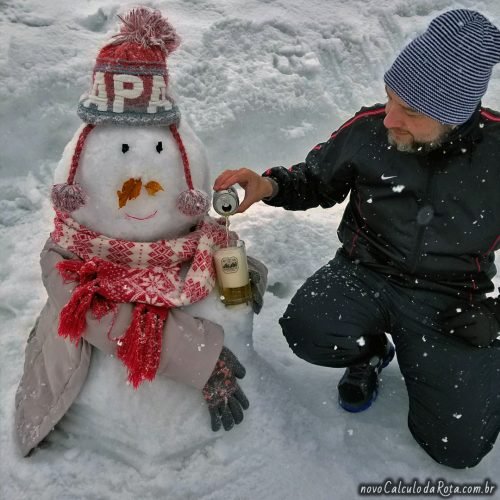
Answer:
[
  {"xmin": 384, "ymin": 9, "xmax": 500, "ymax": 125},
  {"xmin": 52, "ymin": 7, "xmax": 209, "ymax": 217}
]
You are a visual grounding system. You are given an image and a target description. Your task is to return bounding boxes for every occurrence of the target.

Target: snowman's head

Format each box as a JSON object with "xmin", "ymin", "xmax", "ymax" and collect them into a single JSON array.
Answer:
[{"xmin": 53, "ymin": 121, "xmax": 211, "ymax": 241}]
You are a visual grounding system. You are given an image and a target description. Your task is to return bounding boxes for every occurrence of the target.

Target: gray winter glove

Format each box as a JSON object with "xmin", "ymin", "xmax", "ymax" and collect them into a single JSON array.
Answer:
[{"xmin": 202, "ymin": 346, "xmax": 249, "ymax": 431}]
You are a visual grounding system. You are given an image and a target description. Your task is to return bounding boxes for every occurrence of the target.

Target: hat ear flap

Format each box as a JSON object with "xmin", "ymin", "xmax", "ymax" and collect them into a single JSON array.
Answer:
[
  {"xmin": 170, "ymin": 124, "xmax": 210, "ymax": 216},
  {"xmin": 52, "ymin": 124, "xmax": 95, "ymax": 213}
]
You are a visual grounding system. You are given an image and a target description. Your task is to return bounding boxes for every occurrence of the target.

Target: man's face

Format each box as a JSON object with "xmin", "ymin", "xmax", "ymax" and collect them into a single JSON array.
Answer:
[{"xmin": 384, "ymin": 87, "xmax": 453, "ymax": 153}]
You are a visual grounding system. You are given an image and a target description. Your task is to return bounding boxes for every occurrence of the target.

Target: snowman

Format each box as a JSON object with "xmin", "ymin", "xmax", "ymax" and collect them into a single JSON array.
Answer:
[{"xmin": 15, "ymin": 8, "xmax": 266, "ymax": 461}]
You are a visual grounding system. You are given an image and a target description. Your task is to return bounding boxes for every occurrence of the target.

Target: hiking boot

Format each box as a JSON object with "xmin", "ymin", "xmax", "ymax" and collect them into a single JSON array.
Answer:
[{"xmin": 338, "ymin": 340, "xmax": 395, "ymax": 413}]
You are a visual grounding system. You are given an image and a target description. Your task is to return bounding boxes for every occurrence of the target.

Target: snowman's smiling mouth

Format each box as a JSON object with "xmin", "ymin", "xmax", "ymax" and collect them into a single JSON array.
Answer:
[{"xmin": 125, "ymin": 210, "xmax": 158, "ymax": 221}]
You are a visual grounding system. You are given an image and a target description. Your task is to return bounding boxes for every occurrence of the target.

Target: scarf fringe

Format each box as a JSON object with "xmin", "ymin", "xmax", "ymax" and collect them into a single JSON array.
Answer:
[
  {"xmin": 117, "ymin": 304, "xmax": 168, "ymax": 388},
  {"xmin": 58, "ymin": 282, "xmax": 97, "ymax": 344},
  {"xmin": 56, "ymin": 259, "xmax": 106, "ymax": 344}
]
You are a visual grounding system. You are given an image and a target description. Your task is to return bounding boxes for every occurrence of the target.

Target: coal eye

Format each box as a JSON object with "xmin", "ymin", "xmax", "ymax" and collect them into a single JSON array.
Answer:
[
  {"xmin": 156, "ymin": 141, "xmax": 163, "ymax": 153},
  {"xmin": 122, "ymin": 144, "xmax": 129, "ymax": 154}
]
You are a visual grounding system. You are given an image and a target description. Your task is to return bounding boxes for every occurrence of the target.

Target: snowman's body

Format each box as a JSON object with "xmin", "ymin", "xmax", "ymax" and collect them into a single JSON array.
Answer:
[{"xmin": 49, "ymin": 121, "xmax": 255, "ymax": 460}]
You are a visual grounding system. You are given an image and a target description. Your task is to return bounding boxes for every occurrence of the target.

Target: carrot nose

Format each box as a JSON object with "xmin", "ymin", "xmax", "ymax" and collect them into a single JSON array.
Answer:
[{"xmin": 117, "ymin": 178, "xmax": 164, "ymax": 208}]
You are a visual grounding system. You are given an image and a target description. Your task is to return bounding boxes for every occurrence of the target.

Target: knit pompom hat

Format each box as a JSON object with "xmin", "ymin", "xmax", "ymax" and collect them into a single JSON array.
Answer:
[
  {"xmin": 384, "ymin": 9, "xmax": 500, "ymax": 125},
  {"xmin": 78, "ymin": 7, "xmax": 181, "ymax": 126},
  {"xmin": 52, "ymin": 7, "xmax": 210, "ymax": 217}
]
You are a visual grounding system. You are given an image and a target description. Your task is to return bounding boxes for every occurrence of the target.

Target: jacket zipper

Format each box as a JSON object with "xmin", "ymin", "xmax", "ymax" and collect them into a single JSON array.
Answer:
[{"xmin": 409, "ymin": 157, "xmax": 434, "ymax": 274}]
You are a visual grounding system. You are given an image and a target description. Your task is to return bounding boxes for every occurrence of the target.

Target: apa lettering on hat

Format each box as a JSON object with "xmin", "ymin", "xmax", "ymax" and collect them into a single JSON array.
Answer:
[{"xmin": 83, "ymin": 73, "xmax": 173, "ymax": 114}]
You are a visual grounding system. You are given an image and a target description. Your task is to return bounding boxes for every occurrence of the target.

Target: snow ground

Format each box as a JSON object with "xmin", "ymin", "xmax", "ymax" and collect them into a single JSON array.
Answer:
[{"xmin": 2, "ymin": 0, "xmax": 500, "ymax": 499}]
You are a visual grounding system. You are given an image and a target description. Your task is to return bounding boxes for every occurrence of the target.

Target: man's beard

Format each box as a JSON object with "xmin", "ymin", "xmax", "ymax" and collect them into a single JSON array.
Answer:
[{"xmin": 387, "ymin": 126, "xmax": 454, "ymax": 153}]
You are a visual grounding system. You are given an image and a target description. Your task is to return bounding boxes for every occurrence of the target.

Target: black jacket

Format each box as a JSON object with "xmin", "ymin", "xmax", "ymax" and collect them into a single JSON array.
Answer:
[{"xmin": 263, "ymin": 104, "xmax": 500, "ymax": 297}]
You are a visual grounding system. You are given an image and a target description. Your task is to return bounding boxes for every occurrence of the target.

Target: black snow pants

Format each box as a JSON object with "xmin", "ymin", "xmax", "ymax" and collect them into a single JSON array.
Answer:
[{"xmin": 280, "ymin": 249, "xmax": 500, "ymax": 469}]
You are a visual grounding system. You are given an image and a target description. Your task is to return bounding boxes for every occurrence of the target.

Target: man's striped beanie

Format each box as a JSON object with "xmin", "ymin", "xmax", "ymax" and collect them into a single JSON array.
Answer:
[{"xmin": 384, "ymin": 10, "xmax": 500, "ymax": 125}]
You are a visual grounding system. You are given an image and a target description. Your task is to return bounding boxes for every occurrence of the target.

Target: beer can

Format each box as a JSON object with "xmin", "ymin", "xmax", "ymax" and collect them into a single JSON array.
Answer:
[{"xmin": 213, "ymin": 187, "xmax": 239, "ymax": 216}]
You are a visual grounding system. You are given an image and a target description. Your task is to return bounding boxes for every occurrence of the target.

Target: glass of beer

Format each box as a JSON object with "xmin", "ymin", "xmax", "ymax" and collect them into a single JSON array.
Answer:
[{"xmin": 214, "ymin": 240, "xmax": 253, "ymax": 306}]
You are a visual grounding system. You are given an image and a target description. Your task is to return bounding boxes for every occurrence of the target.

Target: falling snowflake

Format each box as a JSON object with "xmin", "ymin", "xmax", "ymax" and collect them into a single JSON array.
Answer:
[
  {"xmin": 442, "ymin": 436, "xmax": 448, "ymax": 443},
  {"xmin": 453, "ymin": 413, "xmax": 462, "ymax": 419},
  {"xmin": 356, "ymin": 337, "xmax": 366, "ymax": 347},
  {"xmin": 392, "ymin": 185, "xmax": 405, "ymax": 193}
]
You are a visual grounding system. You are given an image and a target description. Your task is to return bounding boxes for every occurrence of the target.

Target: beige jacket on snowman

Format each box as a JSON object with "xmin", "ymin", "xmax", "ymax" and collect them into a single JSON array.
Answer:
[{"xmin": 15, "ymin": 238, "xmax": 229, "ymax": 457}]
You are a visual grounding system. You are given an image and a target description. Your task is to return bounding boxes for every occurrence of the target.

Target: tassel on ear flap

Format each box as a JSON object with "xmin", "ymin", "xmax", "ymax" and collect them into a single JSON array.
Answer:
[
  {"xmin": 176, "ymin": 188, "xmax": 210, "ymax": 216},
  {"xmin": 51, "ymin": 182, "xmax": 86, "ymax": 212},
  {"xmin": 52, "ymin": 124, "xmax": 95, "ymax": 213}
]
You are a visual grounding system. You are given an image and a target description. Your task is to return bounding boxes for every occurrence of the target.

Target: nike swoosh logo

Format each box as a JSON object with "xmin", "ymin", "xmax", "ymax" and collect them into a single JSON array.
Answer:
[{"xmin": 381, "ymin": 174, "xmax": 397, "ymax": 180}]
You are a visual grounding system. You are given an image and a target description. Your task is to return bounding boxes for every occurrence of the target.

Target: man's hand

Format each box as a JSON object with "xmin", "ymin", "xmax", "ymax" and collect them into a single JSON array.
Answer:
[
  {"xmin": 213, "ymin": 168, "xmax": 274, "ymax": 213},
  {"xmin": 202, "ymin": 346, "xmax": 249, "ymax": 431},
  {"xmin": 441, "ymin": 298, "xmax": 500, "ymax": 347}
]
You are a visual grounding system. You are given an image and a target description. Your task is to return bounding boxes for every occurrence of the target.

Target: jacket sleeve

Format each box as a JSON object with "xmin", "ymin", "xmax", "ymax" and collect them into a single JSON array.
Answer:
[
  {"xmin": 40, "ymin": 238, "xmax": 223, "ymax": 389},
  {"xmin": 262, "ymin": 113, "xmax": 365, "ymax": 211}
]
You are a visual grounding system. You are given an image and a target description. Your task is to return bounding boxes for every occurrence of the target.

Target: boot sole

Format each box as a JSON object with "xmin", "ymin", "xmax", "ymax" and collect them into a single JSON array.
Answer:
[{"xmin": 338, "ymin": 343, "xmax": 395, "ymax": 413}]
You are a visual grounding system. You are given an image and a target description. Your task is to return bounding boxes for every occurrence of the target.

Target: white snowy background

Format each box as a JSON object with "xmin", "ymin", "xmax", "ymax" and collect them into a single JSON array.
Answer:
[{"xmin": 2, "ymin": 0, "xmax": 500, "ymax": 498}]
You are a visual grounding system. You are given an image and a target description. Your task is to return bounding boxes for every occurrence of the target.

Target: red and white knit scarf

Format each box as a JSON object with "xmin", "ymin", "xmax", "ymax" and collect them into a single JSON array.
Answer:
[{"xmin": 51, "ymin": 211, "xmax": 228, "ymax": 388}]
